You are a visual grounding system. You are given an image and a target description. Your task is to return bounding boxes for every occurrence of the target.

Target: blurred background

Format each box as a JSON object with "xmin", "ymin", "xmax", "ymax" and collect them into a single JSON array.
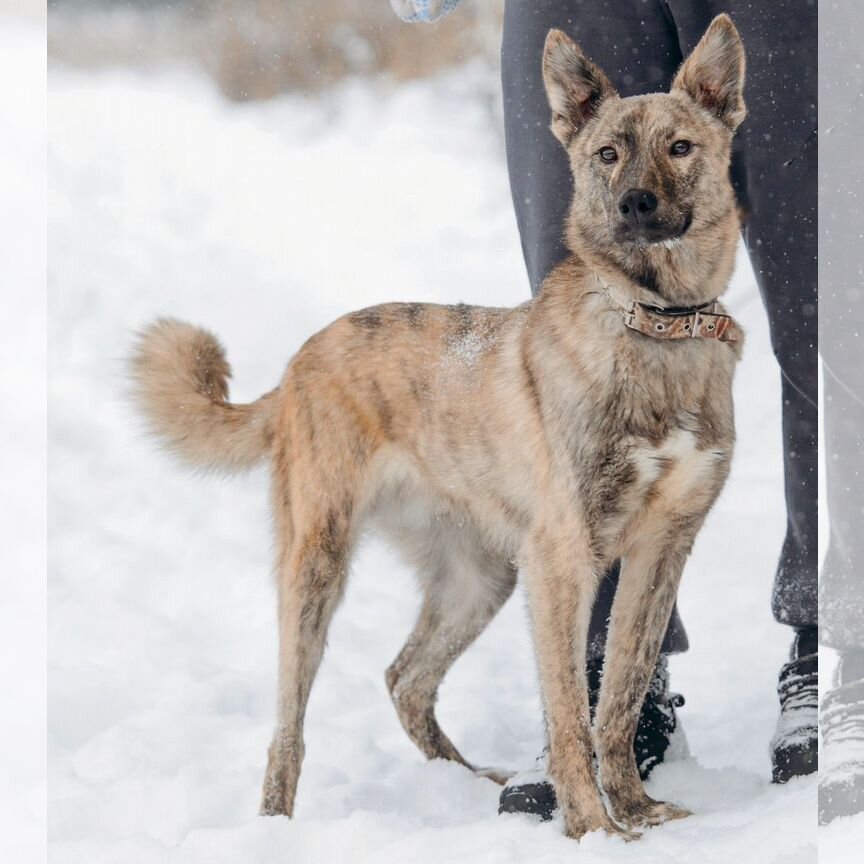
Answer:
[{"xmin": 48, "ymin": 0, "xmax": 504, "ymax": 100}]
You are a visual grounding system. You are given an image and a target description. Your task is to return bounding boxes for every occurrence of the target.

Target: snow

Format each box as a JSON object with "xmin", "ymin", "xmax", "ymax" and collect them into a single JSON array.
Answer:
[
  {"xmin": 0, "ymin": 14, "xmax": 47, "ymax": 864},
  {"xmin": 46, "ymin": 40, "xmax": 842, "ymax": 864}
]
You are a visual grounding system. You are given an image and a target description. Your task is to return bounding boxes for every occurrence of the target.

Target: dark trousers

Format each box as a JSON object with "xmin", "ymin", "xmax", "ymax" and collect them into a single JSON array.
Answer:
[{"xmin": 501, "ymin": 0, "xmax": 818, "ymax": 657}]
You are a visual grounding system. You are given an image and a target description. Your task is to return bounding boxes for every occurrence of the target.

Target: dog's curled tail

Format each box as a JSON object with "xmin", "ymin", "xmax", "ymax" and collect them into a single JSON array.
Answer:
[{"xmin": 128, "ymin": 318, "xmax": 278, "ymax": 474}]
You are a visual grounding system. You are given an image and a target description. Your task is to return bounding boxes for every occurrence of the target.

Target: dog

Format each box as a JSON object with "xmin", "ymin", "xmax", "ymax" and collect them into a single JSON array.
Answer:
[{"xmin": 129, "ymin": 14, "xmax": 746, "ymax": 840}]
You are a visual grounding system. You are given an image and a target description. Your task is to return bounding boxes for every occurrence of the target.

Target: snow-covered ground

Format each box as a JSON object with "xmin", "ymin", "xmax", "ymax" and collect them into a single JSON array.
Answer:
[
  {"xmin": 1, "ymin": 14, "xmax": 47, "ymax": 864},
  {"xmin": 47, "ymin": 48, "xmax": 835, "ymax": 863}
]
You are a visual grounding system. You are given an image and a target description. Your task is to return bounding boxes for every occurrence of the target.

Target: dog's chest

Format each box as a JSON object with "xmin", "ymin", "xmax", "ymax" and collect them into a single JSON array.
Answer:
[
  {"xmin": 584, "ymin": 426, "xmax": 727, "ymax": 557},
  {"xmin": 628, "ymin": 428, "xmax": 723, "ymax": 496}
]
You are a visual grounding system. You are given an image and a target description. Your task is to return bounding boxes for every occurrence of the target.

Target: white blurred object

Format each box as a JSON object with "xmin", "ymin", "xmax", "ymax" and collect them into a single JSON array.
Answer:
[{"xmin": 390, "ymin": 0, "xmax": 463, "ymax": 23}]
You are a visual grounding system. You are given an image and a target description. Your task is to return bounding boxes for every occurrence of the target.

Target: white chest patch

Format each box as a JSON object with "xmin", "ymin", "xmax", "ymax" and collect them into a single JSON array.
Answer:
[{"xmin": 630, "ymin": 428, "xmax": 725, "ymax": 503}]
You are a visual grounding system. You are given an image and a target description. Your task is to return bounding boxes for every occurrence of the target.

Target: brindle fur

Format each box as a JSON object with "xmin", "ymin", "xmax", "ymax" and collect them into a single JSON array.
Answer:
[{"xmin": 129, "ymin": 15, "xmax": 746, "ymax": 840}]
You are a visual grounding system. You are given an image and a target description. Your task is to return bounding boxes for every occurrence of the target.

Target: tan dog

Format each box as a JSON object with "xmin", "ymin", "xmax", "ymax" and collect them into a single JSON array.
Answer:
[{"xmin": 130, "ymin": 15, "xmax": 746, "ymax": 840}]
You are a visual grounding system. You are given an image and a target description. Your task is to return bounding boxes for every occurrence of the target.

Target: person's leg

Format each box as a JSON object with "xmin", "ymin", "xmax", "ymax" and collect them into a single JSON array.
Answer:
[
  {"xmin": 678, "ymin": 0, "xmax": 818, "ymax": 630},
  {"xmin": 670, "ymin": 0, "xmax": 818, "ymax": 781},
  {"xmin": 738, "ymin": 100, "xmax": 818, "ymax": 644},
  {"xmin": 502, "ymin": 0, "xmax": 690, "ymax": 662}
]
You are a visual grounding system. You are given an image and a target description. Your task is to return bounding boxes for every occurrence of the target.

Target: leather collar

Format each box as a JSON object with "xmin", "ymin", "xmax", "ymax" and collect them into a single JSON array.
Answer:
[{"xmin": 599, "ymin": 279, "xmax": 741, "ymax": 343}]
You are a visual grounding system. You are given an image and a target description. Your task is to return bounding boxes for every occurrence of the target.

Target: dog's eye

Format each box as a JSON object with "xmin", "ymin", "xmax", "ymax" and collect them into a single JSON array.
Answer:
[
  {"xmin": 670, "ymin": 140, "xmax": 692, "ymax": 157},
  {"xmin": 598, "ymin": 147, "xmax": 618, "ymax": 163}
]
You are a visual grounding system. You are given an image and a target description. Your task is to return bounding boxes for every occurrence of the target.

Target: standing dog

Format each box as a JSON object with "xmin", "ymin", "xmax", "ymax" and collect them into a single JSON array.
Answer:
[{"xmin": 130, "ymin": 15, "xmax": 746, "ymax": 840}]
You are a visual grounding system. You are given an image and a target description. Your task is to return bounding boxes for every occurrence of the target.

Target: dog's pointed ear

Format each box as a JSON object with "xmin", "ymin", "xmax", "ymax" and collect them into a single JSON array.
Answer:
[
  {"xmin": 672, "ymin": 14, "xmax": 746, "ymax": 130},
  {"xmin": 543, "ymin": 29, "xmax": 617, "ymax": 146}
]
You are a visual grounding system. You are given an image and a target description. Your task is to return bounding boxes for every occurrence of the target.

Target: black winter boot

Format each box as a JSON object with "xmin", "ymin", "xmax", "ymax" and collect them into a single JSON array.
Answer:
[
  {"xmin": 498, "ymin": 656, "xmax": 686, "ymax": 820},
  {"xmin": 770, "ymin": 628, "xmax": 818, "ymax": 784},
  {"xmin": 819, "ymin": 650, "xmax": 864, "ymax": 824}
]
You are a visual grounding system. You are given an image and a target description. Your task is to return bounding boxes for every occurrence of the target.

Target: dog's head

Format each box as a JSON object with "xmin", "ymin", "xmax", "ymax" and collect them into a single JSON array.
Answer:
[{"xmin": 543, "ymin": 15, "xmax": 745, "ymax": 300}]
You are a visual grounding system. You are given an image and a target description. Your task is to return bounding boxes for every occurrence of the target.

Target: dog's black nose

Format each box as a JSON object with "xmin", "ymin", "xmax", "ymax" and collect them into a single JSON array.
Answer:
[{"xmin": 619, "ymin": 189, "xmax": 658, "ymax": 220}]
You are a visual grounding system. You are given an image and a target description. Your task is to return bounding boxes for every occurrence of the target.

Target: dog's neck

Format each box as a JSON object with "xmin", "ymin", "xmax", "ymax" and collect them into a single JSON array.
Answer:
[
  {"xmin": 567, "ymin": 218, "xmax": 738, "ymax": 309},
  {"xmin": 599, "ymin": 277, "xmax": 712, "ymax": 314}
]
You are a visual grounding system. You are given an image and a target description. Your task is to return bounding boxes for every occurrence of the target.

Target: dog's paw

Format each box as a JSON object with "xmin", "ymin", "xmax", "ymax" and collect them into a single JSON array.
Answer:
[
  {"xmin": 601, "ymin": 818, "xmax": 642, "ymax": 842},
  {"xmin": 475, "ymin": 765, "xmax": 513, "ymax": 785},
  {"xmin": 564, "ymin": 812, "xmax": 642, "ymax": 842},
  {"xmin": 615, "ymin": 798, "xmax": 691, "ymax": 829}
]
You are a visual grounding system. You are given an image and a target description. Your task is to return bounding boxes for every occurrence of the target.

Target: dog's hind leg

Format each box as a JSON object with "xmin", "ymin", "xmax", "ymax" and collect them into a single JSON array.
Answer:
[
  {"xmin": 386, "ymin": 531, "xmax": 516, "ymax": 783},
  {"xmin": 259, "ymin": 485, "xmax": 355, "ymax": 818}
]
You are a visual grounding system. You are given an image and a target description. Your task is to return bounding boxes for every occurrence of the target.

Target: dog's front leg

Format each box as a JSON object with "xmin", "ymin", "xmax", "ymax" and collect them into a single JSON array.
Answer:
[
  {"xmin": 523, "ymin": 525, "xmax": 635, "ymax": 841},
  {"xmin": 595, "ymin": 533, "xmax": 697, "ymax": 829}
]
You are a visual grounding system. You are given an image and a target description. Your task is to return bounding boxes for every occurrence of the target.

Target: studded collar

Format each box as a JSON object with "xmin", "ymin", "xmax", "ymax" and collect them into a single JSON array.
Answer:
[{"xmin": 598, "ymin": 278, "xmax": 741, "ymax": 343}]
